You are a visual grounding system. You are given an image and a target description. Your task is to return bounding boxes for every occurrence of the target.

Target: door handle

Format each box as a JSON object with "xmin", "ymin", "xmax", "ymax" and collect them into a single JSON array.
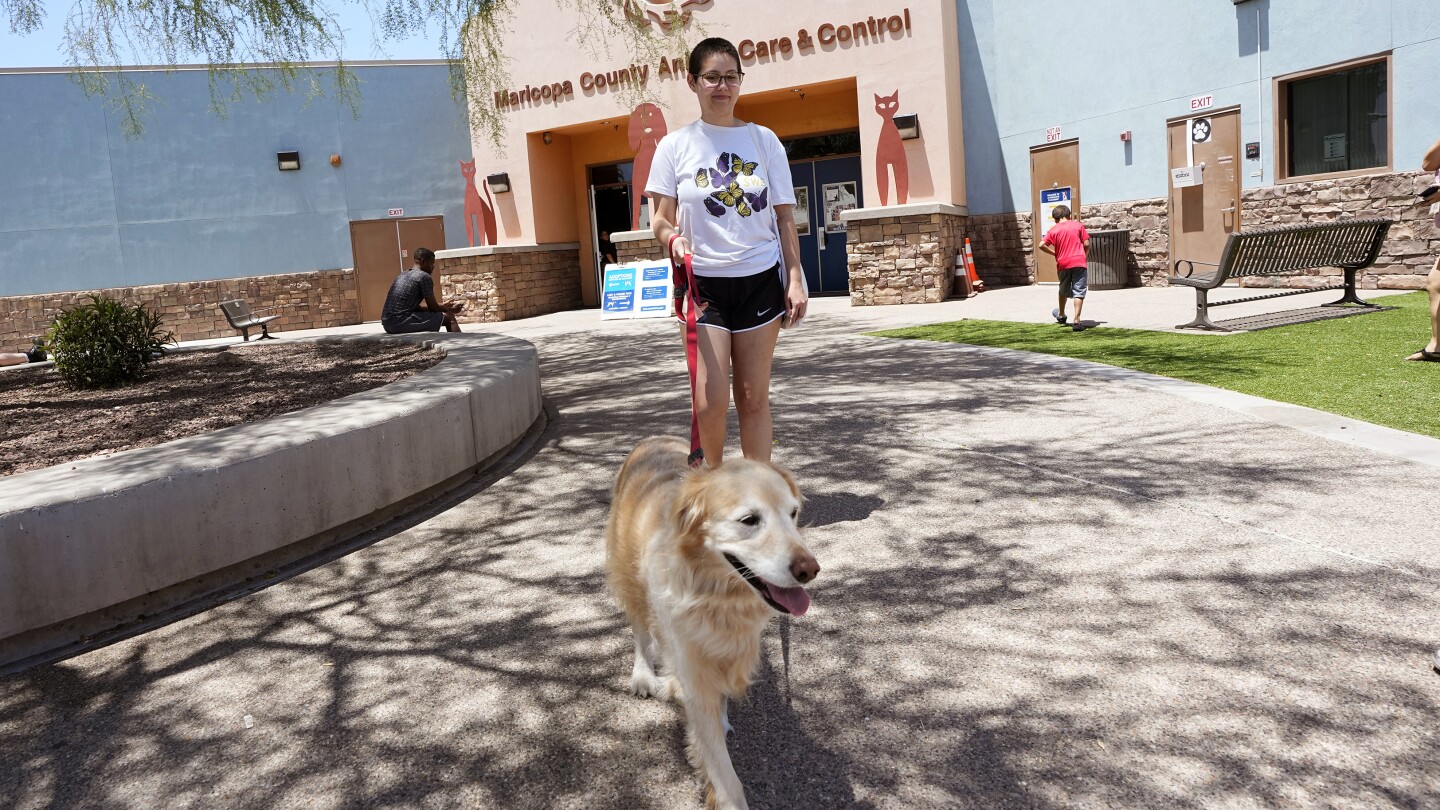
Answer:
[{"xmin": 1222, "ymin": 199, "xmax": 1236, "ymax": 230}]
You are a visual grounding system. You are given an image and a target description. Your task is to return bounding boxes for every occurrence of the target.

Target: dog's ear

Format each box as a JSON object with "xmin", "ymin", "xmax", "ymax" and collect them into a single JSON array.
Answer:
[
  {"xmin": 672, "ymin": 468, "xmax": 712, "ymax": 545},
  {"xmin": 767, "ymin": 461, "xmax": 804, "ymax": 505}
]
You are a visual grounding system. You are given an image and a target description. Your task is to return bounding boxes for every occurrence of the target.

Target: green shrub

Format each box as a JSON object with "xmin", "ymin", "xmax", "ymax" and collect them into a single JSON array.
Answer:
[{"xmin": 45, "ymin": 296, "xmax": 176, "ymax": 388}]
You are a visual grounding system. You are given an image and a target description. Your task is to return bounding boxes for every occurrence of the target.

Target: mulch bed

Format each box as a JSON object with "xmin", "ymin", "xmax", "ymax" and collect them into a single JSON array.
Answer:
[{"xmin": 0, "ymin": 342, "xmax": 441, "ymax": 477}]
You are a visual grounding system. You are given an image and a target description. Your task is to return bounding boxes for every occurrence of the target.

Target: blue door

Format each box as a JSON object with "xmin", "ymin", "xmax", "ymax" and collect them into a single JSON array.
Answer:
[{"xmin": 787, "ymin": 155, "xmax": 862, "ymax": 295}]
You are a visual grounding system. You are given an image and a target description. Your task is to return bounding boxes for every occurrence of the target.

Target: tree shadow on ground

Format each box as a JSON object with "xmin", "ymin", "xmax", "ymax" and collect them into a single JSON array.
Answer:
[{"xmin": 3, "ymin": 324, "xmax": 1439, "ymax": 808}]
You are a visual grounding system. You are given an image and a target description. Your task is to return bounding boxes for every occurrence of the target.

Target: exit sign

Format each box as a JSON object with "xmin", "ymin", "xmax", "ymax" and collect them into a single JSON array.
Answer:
[
  {"xmin": 1045, "ymin": 126, "xmax": 1063, "ymax": 143},
  {"xmin": 1189, "ymin": 94, "xmax": 1214, "ymax": 111},
  {"xmin": 387, "ymin": 208, "xmax": 404, "ymax": 217}
]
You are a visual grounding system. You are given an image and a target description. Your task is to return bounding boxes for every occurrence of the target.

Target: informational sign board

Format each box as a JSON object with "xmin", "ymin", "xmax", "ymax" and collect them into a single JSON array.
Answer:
[
  {"xmin": 601, "ymin": 260, "xmax": 674, "ymax": 320},
  {"xmin": 1171, "ymin": 166, "xmax": 1204, "ymax": 189},
  {"xmin": 1039, "ymin": 187, "xmax": 1072, "ymax": 238},
  {"xmin": 387, "ymin": 208, "xmax": 404, "ymax": 217},
  {"xmin": 794, "ymin": 186, "xmax": 811, "ymax": 236}
]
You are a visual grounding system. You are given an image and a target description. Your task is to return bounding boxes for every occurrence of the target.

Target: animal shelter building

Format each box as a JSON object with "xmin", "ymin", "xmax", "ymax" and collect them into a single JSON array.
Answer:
[{"xmin": 3, "ymin": 0, "xmax": 1438, "ymax": 347}]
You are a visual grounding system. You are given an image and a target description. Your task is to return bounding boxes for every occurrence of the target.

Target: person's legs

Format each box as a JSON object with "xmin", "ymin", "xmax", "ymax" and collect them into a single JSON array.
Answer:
[
  {"xmin": 382, "ymin": 311, "xmax": 446, "ymax": 333},
  {"xmin": 693, "ymin": 325, "xmax": 733, "ymax": 465},
  {"xmin": 730, "ymin": 319, "xmax": 782, "ymax": 462},
  {"xmin": 1407, "ymin": 258, "xmax": 1440, "ymax": 360},
  {"xmin": 0, "ymin": 352, "xmax": 29, "ymax": 367},
  {"xmin": 1070, "ymin": 269, "xmax": 1088, "ymax": 329},
  {"xmin": 444, "ymin": 312, "xmax": 461, "ymax": 332}
]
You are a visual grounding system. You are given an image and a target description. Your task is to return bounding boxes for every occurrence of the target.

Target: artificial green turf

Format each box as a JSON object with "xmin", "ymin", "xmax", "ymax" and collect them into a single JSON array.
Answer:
[{"xmin": 871, "ymin": 291, "xmax": 1440, "ymax": 439}]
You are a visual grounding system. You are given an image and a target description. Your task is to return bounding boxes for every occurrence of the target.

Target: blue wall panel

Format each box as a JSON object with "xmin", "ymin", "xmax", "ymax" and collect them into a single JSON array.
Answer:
[
  {"xmin": 0, "ymin": 74, "xmax": 118, "ymax": 232},
  {"xmin": 0, "ymin": 63, "xmax": 473, "ymax": 296},
  {"xmin": 0, "ymin": 227, "xmax": 125, "ymax": 293},
  {"xmin": 961, "ymin": 0, "xmax": 1440, "ymax": 215}
]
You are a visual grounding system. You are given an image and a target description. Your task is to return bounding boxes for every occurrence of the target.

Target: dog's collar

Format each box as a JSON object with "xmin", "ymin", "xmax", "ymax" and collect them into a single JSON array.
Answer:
[{"xmin": 723, "ymin": 553, "xmax": 791, "ymax": 614}]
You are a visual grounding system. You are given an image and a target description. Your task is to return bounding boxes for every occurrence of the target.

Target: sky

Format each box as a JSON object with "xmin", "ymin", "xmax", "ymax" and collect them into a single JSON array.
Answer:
[{"xmin": 0, "ymin": 2, "xmax": 447, "ymax": 69}]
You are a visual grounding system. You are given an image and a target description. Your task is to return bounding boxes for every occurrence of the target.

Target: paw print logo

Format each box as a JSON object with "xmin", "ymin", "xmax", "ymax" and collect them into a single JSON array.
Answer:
[{"xmin": 1190, "ymin": 118, "xmax": 1212, "ymax": 143}]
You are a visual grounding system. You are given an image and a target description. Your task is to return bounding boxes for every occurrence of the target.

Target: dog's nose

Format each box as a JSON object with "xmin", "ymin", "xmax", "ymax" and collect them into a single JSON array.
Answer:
[{"xmin": 791, "ymin": 554, "xmax": 819, "ymax": 584}]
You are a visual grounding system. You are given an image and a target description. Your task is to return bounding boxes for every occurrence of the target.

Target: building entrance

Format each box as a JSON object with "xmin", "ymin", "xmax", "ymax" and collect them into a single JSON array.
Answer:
[
  {"xmin": 790, "ymin": 155, "xmax": 864, "ymax": 294},
  {"xmin": 783, "ymin": 131, "xmax": 864, "ymax": 296},
  {"xmin": 1029, "ymin": 140, "xmax": 1081, "ymax": 284},
  {"xmin": 1167, "ymin": 107, "xmax": 1241, "ymax": 270},
  {"xmin": 588, "ymin": 162, "xmax": 636, "ymax": 300}
]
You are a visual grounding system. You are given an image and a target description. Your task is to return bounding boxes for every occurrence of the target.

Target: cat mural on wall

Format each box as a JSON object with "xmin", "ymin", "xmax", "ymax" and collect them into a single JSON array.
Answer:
[
  {"xmin": 460, "ymin": 159, "xmax": 498, "ymax": 247},
  {"xmin": 629, "ymin": 102, "xmax": 668, "ymax": 231},
  {"xmin": 873, "ymin": 90, "xmax": 909, "ymax": 206}
]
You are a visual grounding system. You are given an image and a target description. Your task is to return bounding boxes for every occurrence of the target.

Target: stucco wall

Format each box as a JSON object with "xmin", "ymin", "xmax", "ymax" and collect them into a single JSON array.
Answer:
[
  {"xmin": 0, "ymin": 63, "xmax": 474, "ymax": 297},
  {"xmin": 472, "ymin": 0, "xmax": 968, "ymax": 248},
  {"xmin": 961, "ymin": 0, "xmax": 1440, "ymax": 215}
]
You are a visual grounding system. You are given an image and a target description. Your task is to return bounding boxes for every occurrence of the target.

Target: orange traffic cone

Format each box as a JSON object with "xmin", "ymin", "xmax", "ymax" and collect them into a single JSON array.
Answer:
[{"xmin": 964, "ymin": 238, "xmax": 986, "ymax": 292}]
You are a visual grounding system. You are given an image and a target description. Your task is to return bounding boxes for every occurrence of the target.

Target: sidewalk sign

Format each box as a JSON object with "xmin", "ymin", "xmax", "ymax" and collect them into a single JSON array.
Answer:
[{"xmin": 601, "ymin": 260, "xmax": 674, "ymax": 320}]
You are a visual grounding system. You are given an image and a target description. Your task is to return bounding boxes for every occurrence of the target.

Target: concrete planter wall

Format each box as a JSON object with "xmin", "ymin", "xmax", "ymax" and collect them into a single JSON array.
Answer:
[{"xmin": 0, "ymin": 332, "xmax": 541, "ymax": 668}]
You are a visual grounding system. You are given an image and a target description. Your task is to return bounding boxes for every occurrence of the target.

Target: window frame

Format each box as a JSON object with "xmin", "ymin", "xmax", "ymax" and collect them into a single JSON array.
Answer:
[{"xmin": 1273, "ymin": 52, "xmax": 1392, "ymax": 184}]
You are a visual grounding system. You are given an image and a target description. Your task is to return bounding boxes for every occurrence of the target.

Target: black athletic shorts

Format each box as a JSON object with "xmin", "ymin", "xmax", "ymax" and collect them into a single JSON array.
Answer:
[{"xmin": 693, "ymin": 264, "xmax": 785, "ymax": 333}]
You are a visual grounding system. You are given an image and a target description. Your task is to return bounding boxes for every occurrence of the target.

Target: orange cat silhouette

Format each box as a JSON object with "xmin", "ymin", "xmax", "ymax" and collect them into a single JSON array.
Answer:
[
  {"xmin": 874, "ymin": 90, "xmax": 909, "ymax": 206},
  {"xmin": 460, "ymin": 159, "xmax": 497, "ymax": 247},
  {"xmin": 628, "ymin": 103, "xmax": 668, "ymax": 230}
]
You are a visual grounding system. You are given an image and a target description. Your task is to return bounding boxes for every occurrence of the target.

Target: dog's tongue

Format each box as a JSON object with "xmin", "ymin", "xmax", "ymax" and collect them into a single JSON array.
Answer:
[{"xmin": 765, "ymin": 583, "xmax": 811, "ymax": 616}]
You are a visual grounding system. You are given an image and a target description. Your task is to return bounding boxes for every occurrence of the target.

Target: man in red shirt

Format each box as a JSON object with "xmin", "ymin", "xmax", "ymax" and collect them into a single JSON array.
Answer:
[{"xmin": 1039, "ymin": 205, "xmax": 1090, "ymax": 332}]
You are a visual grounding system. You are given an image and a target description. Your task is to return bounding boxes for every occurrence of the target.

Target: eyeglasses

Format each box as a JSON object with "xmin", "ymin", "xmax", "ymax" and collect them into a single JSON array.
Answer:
[{"xmin": 695, "ymin": 71, "xmax": 744, "ymax": 88}]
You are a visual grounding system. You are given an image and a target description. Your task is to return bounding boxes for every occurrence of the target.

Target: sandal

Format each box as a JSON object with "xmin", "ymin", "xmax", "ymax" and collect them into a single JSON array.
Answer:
[{"xmin": 1407, "ymin": 348, "xmax": 1440, "ymax": 362}]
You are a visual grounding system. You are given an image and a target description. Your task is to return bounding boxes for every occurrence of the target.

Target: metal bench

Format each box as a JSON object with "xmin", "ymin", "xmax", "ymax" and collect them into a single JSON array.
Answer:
[
  {"xmin": 1170, "ymin": 218, "xmax": 1392, "ymax": 331},
  {"xmin": 218, "ymin": 299, "xmax": 281, "ymax": 341}
]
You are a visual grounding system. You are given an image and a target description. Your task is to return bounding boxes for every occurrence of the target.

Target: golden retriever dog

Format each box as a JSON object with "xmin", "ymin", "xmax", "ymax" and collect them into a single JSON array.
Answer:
[{"xmin": 604, "ymin": 436, "xmax": 820, "ymax": 809}]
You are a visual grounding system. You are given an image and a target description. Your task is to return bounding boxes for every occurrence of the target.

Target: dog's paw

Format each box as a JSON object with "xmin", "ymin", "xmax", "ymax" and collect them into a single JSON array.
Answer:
[{"xmin": 629, "ymin": 671, "xmax": 663, "ymax": 698}]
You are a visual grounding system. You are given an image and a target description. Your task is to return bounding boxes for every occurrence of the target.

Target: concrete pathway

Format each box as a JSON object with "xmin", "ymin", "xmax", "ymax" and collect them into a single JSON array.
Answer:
[{"xmin": 3, "ymin": 294, "xmax": 1438, "ymax": 808}]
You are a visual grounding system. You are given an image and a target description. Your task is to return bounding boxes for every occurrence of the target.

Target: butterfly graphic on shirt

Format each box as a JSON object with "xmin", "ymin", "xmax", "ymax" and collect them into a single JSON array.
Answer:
[{"xmin": 695, "ymin": 152, "xmax": 770, "ymax": 218}]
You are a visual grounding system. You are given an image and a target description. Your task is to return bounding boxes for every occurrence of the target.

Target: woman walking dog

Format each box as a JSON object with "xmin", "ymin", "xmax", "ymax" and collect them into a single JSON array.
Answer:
[{"xmin": 646, "ymin": 37, "xmax": 807, "ymax": 465}]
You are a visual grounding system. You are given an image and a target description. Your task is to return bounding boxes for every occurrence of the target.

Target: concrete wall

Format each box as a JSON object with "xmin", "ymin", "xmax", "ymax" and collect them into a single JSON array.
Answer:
[
  {"xmin": 0, "ymin": 63, "xmax": 474, "ymax": 297},
  {"xmin": 961, "ymin": 0, "xmax": 1440, "ymax": 215},
  {"xmin": 0, "ymin": 333, "xmax": 542, "ymax": 668}
]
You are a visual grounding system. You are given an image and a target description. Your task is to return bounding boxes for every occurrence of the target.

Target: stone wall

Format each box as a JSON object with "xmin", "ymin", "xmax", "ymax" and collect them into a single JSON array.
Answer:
[
  {"xmin": 0, "ymin": 270, "xmax": 359, "ymax": 350},
  {"xmin": 963, "ymin": 169, "xmax": 1437, "ymax": 290},
  {"xmin": 436, "ymin": 246, "xmax": 583, "ymax": 322},
  {"xmin": 845, "ymin": 206, "xmax": 967, "ymax": 305},
  {"xmin": 615, "ymin": 235, "xmax": 663, "ymax": 264},
  {"xmin": 965, "ymin": 212, "xmax": 1034, "ymax": 287}
]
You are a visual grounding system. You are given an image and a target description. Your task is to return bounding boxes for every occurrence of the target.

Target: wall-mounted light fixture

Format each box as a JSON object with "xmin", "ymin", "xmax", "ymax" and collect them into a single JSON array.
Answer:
[
  {"xmin": 277, "ymin": 150, "xmax": 301, "ymax": 171},
  {"xmin": 1119, "ymin": 130, "xmax": 1132, "ymax": 142},
  {"xmin": 329, "ymin": 154, "xmax": 342, "ymax": 167},
  {"xmin": 486, "ymin": 172, "xmax": 511, "ymax": 194},
  {"xmin": 542, "ymin": 131, "xmax": 552, "ymax": 145},
  {"xmin": 892, "ymin": 114, "xmax": 920, "ymax": 140}
]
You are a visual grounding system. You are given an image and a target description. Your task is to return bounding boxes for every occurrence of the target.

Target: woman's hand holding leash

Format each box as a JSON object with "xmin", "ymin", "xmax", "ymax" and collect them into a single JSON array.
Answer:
[{"xmin": 668, "ymin": 235, "xmax": 692, "ymax": 264}]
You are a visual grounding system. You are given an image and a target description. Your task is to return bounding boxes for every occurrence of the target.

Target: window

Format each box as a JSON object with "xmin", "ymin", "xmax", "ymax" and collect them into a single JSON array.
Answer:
[
  {"xmin": 1278, "ymin": 56, "xmax": 1389, "ymax": 181},
  {"xmin": 782, "ymin": 131, "xmax": 861, "ymax": 160}
]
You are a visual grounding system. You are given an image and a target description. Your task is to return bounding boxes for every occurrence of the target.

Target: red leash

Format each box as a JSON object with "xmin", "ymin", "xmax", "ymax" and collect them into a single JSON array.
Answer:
[{"xmin": 669, "ymin": 234, "xmax": 705, "ymax": 468}]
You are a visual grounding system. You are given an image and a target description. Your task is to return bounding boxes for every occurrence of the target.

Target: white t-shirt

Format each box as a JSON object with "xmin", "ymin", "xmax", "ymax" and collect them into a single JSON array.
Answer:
[{"xmin": 645, "ymin": 120, "xmax": 796, "ymax": 278}]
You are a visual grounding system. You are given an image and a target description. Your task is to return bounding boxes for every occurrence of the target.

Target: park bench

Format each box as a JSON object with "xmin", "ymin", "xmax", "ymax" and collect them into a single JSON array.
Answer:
[
  {"xmin": 218, "ymin": 299, "xmax": 281, "ymax": 341},
  {"xmin": 1170, "ymin": 218, "xmax": 1392, "ymax": 331}
]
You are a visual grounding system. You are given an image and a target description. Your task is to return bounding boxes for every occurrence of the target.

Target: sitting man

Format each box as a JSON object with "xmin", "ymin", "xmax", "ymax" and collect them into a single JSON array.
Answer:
[
  {"xmin": 0, "ymin": 340, "xmax": 47, "ymax": 367},
  {"xmin": 380, "ymin": 247, "xmax": 465, "ymax": 333}
]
